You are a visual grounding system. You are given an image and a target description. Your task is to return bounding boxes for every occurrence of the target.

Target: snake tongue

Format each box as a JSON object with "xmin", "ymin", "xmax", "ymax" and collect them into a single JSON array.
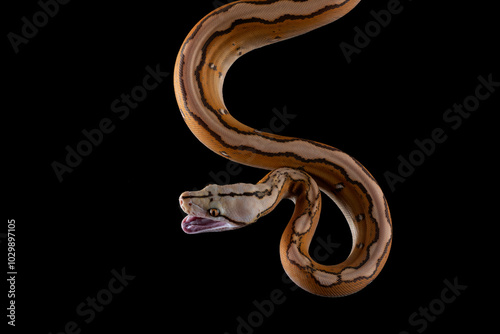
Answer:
[{"xmin": 181, "ymin": 215, "xmax": 226, "ymax": 234}]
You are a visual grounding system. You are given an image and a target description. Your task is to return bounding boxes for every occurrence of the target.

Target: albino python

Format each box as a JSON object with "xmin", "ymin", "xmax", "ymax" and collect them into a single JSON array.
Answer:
[{"xmin": 174, "ymin": 0, "xmax": 392, "ymax": 297}]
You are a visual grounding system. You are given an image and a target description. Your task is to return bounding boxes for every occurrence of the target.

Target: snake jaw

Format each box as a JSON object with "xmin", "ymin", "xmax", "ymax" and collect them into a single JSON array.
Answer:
[
  {"xmin": 181, "ymin": 215, "xmax": 238, "ymax": 234},
  {"xmin": 179, "ymin": 191, "xmax": 245, "ymax": 234}
]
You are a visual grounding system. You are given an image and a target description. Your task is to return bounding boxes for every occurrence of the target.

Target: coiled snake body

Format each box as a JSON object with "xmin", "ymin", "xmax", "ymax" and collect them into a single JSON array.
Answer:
[{"xmin": 175, "ymin": 0, "xmax": 392, "ymax": 297}]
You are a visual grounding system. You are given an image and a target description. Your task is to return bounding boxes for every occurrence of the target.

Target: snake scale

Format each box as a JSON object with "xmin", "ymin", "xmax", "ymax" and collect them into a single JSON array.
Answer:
[{"xmin": 174, "ymin": 0, "xmax": 392, "ymax": 297}]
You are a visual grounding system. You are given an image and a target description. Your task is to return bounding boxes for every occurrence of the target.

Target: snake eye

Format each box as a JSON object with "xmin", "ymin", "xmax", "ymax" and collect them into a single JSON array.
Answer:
[{"xmin": 209, "ymin": 208, "xmax": 220, "ymax": 217}]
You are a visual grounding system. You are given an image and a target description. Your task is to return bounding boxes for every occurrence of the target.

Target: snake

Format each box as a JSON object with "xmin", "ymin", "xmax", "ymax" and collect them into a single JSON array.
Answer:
[{"xmin": 174, "ymin": 0, "xmax": 392, "ymax": 297}]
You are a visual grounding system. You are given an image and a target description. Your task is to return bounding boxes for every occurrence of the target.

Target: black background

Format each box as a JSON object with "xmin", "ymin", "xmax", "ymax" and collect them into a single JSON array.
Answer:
[{"xmin": 4, "ymin": 0, "xmax": 498, "ymax": 333}]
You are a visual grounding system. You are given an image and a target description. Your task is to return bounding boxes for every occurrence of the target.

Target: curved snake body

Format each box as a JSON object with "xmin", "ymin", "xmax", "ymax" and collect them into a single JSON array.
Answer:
[{"xmin": 175, "ymin": 0, "xmax": 392, "ymax": 297}]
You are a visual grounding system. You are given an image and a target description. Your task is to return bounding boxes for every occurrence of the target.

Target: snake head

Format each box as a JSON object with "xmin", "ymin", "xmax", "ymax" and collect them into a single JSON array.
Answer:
[{"xmin": 179, "ymin": 183, "xmax": 271, "ymax": 234}]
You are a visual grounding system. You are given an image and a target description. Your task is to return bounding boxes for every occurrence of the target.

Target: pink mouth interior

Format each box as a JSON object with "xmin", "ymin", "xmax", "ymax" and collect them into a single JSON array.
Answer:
[{"xmin": 181, "ymin": 215, "xmax": 226, "ymax": 234}]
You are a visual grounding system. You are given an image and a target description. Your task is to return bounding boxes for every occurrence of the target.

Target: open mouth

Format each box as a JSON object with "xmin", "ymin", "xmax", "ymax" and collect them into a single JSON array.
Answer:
[{"xmin": 181, "ymin": 215, "xmax": 229, "ymax": 234}]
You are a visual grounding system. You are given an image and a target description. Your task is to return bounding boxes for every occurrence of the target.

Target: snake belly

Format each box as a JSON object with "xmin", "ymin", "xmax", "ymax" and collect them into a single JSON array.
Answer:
[{"xmin": 174, "ymin": 0, "xmax": 392, "ymax": 297}]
